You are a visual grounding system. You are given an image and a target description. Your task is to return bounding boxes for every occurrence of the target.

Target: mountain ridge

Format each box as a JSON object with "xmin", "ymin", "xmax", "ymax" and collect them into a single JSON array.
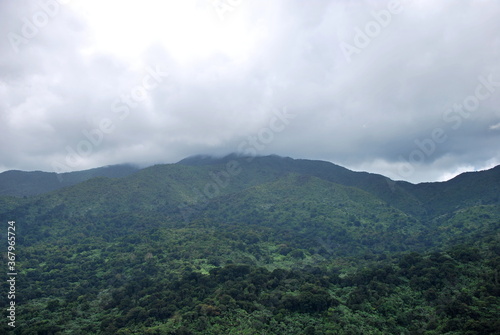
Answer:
[
  {"xmin": 2, "ymin": 154, "xmax": 498, "ymax": 225},
  {"xmin": 1, "ymin": 154, "xmax": 499, "ymax": 334},
  {"xmin": 2, "ymin": 153, "xmax": 498, "ymax": 198},
  {"xmin": 0, "ymin": 163, "xmax": 140, "ymax": 197},
  {"xmin": 1, "ymin": 155, "xmax": 499, "ymax": 221}
]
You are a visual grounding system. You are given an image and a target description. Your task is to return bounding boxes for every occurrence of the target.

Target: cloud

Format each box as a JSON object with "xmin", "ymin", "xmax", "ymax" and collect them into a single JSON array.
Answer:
[{"xmin": 0, "ymin": 0, "xmax": 499, "ymax": 183}]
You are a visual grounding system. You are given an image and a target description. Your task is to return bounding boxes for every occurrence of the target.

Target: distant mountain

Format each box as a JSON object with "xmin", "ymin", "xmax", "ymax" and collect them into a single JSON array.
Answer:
[
  {"xmin": 2, "ymin": 154, "xmax": 499, "ymax": 218},
  {"xmin": 0, "ymin": 164, "xmax": 140, "ymax": 197},
  {"xmin": 178, "ymin": 154, "xmax": 500, "ymax": 218},
  {"xmin": 2, "ymin": 154, "xmax": 498, "ymax": 218},
  {"xmin": 1, "ymin": 154, "xmax": 499, "ymax": 334},
  {"xmin": 3, "ymin": 154, "xmax": 498, "ymax": 239},
  {"xmin": 399, "ymin": 165, "xmax": 500, "ymax": 216}
]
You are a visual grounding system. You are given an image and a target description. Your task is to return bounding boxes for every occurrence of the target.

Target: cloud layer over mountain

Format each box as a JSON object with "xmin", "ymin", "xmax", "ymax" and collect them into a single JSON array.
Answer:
[{"xmin": 1, "ymin": 0, "xmax": 499, "ymax": 182}]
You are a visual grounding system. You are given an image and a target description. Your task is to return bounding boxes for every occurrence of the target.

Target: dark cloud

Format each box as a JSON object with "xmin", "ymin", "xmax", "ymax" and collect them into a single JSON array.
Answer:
[{"xmin": 1, "ymin": 0, "xmax": 499, "ymax": 182}]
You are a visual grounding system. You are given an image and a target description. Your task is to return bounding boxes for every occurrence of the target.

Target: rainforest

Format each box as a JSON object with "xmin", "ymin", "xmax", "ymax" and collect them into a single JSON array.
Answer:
[{"xmin": 1, "ymin": 155, "xmax": 499, "ymax": 334}]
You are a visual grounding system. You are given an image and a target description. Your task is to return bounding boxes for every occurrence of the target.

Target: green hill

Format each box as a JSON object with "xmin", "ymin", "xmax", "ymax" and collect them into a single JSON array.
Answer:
[
  {"xmin": 0, "ymin": 164, "xmax": 139, "ymax": 197},
  {"xmin": 1, "ymin": 155, "xmax": 499, "ymax": 334}
]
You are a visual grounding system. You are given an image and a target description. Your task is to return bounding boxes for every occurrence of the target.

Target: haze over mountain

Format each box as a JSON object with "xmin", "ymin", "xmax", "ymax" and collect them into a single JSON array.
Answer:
[{"xmin": 1, "ymin": 1, "xmax": 500, "ymax": 183}]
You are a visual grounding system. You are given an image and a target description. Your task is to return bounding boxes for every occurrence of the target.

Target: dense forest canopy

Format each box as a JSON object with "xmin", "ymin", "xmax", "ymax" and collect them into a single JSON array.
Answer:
[{"xmin": 1, "ymin": 155, "xmax": 499, "ymax": 334}]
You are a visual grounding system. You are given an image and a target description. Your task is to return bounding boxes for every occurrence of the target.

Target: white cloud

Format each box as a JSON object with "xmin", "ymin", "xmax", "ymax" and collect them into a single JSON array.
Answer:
[{"xmin": 0, "ymin": 0, "xmax": 499, "ymax": 183}]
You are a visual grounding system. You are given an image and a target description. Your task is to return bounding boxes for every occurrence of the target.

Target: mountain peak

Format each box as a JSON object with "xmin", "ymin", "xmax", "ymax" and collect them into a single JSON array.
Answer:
[{"xmin": 176, "ymin": 153, "xmax": 291, "ymax": 166}]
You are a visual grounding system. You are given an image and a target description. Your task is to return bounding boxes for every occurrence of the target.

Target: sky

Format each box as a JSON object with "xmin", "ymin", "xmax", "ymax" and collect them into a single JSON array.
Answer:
[{"xmin": 0, "ymin": 0, "xmax": 499, "ymax": 183}]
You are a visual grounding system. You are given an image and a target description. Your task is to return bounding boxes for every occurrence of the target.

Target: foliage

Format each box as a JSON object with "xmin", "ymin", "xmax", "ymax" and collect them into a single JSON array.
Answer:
[{"xmin": 1, "ymin": 155, "xmax": 499, "ymax": 334}]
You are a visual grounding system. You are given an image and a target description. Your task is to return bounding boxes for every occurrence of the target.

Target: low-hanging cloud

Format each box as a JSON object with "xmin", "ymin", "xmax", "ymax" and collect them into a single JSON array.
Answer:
[{"xmin": 0, "ymin": 0, "xmax": 499, "ymax": 183}]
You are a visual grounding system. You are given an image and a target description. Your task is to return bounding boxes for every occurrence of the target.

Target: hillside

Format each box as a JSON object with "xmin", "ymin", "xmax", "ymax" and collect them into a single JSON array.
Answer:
[
  {"xmin": 1, "ymin": 155, "xmax": 499, "ymax": 334},
  {"xmin": 177, "ymin": 154, "xmax": 499, "ymax": 220},
  {"xmin": 0, "ymin": 164, "xmax": 139, "ymax": 197},
  {"xmin": 400, "ymin": 165, "xmax": 500, "ymax": 216}
]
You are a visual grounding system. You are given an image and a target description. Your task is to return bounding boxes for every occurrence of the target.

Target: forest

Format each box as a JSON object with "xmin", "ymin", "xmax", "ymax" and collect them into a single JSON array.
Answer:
[{"xmin": 1, "ymin": 155, "xmax": 499, "ymax": 334}]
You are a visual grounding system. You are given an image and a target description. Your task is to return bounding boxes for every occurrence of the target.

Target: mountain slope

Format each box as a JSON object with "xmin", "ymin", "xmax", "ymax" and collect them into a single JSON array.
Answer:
[
  {"xmin": 196, "ymin": 173, "xmax": 426, "ymax": 256},
  {"xmin": 3, "ymin": 154, "xmax": 498, "ymax": 221},
  {"xmin": 0, "ymin": 164, "xmax": 140, "ymax": 197},
  {"xmin": 178, "ymin": 154, "xmax": 426, "ymax": 217},
  {"xmin": 1, "ymin": 154, "xmax": 499, "ymax": 334},
  {"xmin": 4, "ymin": 155, "xmax": 497, "ymax": 255},
  {"xmin": 178, "ymin": 154, "xmax": 500, "ymax": 219},
  {"xmin": 4, "ymin": 155, "xmax": 499, "ymax": 225},
  {"xmin": 400, "ymin": 165, "xmax": 500, "ymax": 216}
]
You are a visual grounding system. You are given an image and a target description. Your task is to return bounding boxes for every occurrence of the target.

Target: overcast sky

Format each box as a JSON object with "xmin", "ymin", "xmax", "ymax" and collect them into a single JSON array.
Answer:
[{"xmin": 1, "ymin": 0, "xmax": 499, "ymax": 183}]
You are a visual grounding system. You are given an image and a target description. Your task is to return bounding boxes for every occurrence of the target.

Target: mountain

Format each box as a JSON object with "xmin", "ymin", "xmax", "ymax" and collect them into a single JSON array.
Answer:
[
  {"xmin": 2, "ymin": 155, "xmax": 498, "ymax": 217},
  {"xmin": 177, "ymin": 154, "xmax": 499, "ymax": 219},
  {"xmin": 2, "ymin": 154, "xmax": 499, "ymax": 249},
  {"xmin": 400, "ymin": 165, "xmax": 500, "ymax": 216},
  {"xmin": 0, "ymin": 164, "xmax": 140, "ymax": 197},
  {"xmin": 1, "ymin": 154, "xmax": 499, "ymax": 334}
]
